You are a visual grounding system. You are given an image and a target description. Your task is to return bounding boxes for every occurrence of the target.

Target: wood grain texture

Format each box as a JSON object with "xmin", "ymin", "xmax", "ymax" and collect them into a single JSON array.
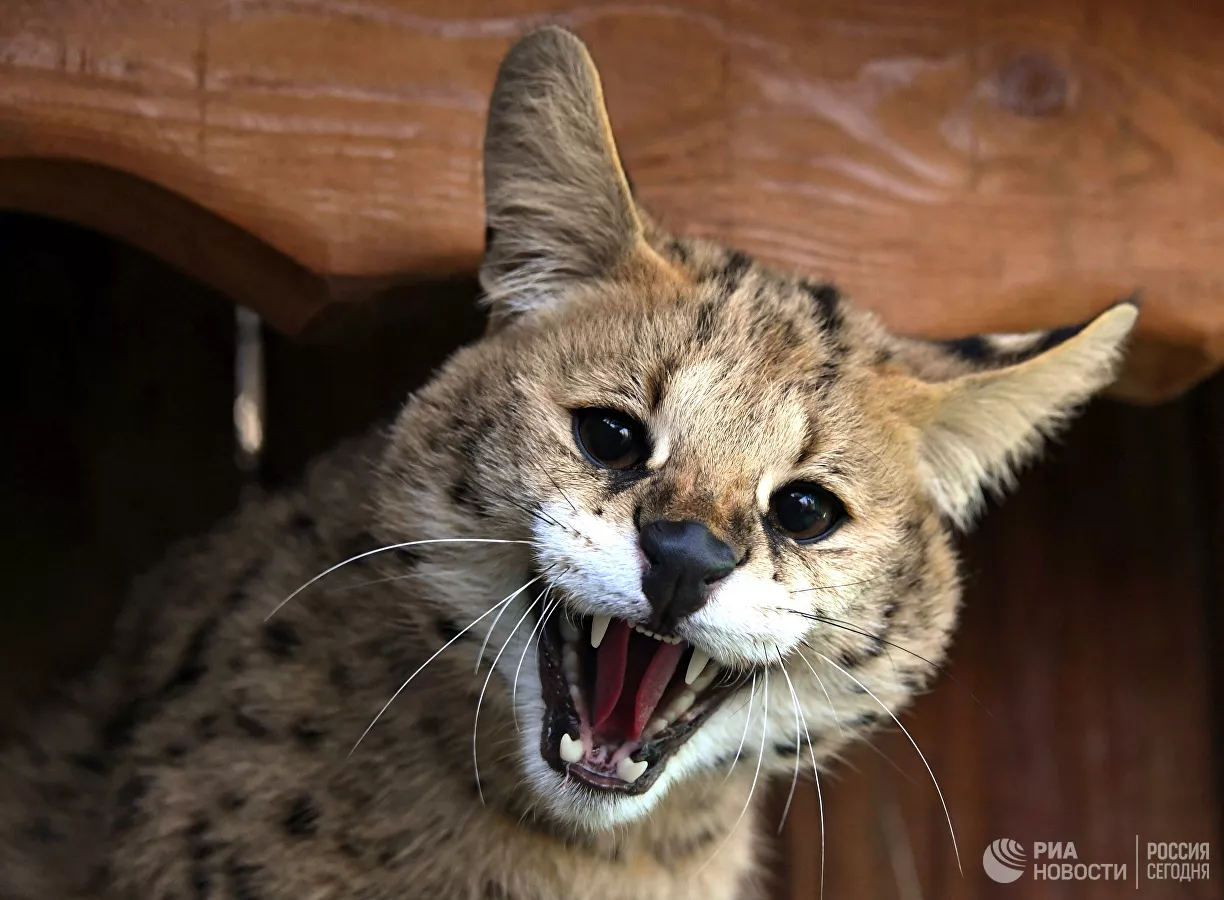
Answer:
[
  {"xmin": 774, "ymin": 386, "xmax": 1224, "ymax": 898},
  {"xmin": 1, "ymin": 0, "xmax": 1223, "ymax": 399}
]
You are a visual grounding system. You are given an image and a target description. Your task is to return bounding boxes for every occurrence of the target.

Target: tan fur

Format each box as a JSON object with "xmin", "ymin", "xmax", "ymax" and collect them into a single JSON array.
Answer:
[{"xmin": 0, "ymin": 27, "xmax": 1136, "ymax": 900}]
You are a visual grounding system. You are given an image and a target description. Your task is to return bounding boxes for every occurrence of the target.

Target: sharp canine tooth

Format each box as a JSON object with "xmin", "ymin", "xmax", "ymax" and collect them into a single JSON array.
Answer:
[
  {"xmin": 590, "ymin": 614, "xmax": 611, "ymax": 649},
  {"xmin": 616, "ymin": 757, "xmax": 648, "ymax": 783},
  {"xmin": 559, "ymin": 733, "xmax": 584, "ymax": 764},
  {"xmin": 685, "ymin": 650, "xmax": 711, "ymax": 685}
]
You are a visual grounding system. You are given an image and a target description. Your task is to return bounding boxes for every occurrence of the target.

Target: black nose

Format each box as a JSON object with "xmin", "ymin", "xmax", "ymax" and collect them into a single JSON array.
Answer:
[{"xmin": 639, "ymin": 520, "xmax": 738, "ymax": 631}]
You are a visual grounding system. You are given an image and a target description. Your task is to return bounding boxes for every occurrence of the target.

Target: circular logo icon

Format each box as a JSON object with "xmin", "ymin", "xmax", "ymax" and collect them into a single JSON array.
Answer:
[{"xmin": 983, "ymin": 839, "xmax": 1027, "ymax": 883}]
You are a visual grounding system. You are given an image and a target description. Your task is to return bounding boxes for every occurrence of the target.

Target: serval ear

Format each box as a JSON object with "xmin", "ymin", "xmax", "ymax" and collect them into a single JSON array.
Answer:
[
  {"xmin": 480, "ymin": 27, "xmax": 651, "ymax": 321},
  {"xmin": 884, "ymin": 301, "xmax": 1140, "ymax": 528}
]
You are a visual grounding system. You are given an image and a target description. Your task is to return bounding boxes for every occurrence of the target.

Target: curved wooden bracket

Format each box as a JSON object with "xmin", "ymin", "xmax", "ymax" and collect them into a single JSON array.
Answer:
[{"xmin": 1, "ymin": 1, "xmax": 1221, "ymax": 401}]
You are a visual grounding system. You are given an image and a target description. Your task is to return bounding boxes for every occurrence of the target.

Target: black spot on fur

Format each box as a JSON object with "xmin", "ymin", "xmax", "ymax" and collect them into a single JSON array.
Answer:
[
  {"xmin": 187, "ymin": 816, "xmax": 217, "ymax": 861},
  {"xmin": 839, "ymin": 650, "xmax": 859, "ymax": 669},
  {"xmin": 417, "ymin": 716, "xmax": 445, "ymax": 737},
  {"xmin": 291, "ymin": 718, "xmax": 326, "ymax": 750},
  {"xmin": 812, "ymin": 361, "xmax": 840, "ymax": 394},
  {"xmin": 693, "ymin": 300, "xmax": 719, "ymax": 345},
  {"xmin": 226, "ymin": 859, "xmax": 264, "ymax": 900},
  {"xmin": 164, "ymin": 741, "xmax": 189, "ymax": 761},
  {"xmin": 72, "ymin": 751, "xmax": 108, "ymax": 775},
  {"xmin": 329, "ymin": 661, "xmax": 353, "ymax": 693},
  {"xmin": 283, "ymin": 793, "xmax": 319, "ymax": 838},
  {"xmin": 223, "ymin": 561, "xmax": 264, "ymax": 609},
  {"xmin": 24, "ymin": 816, "xmax": 63, "ymax": 844},
  {"xmin": 232, "ymin": 710, "xmax": 270, "ymax": 739},
  {"xmin": 394, "ymin": 546, "xmax": 422, "ymax": 567},
  {"xmin": 101, "ymin": 698, "xmax": 147, "ymax": 752},
  {"xmin": 218, "ymin": 791, "xmax": 246, "ymax": 812},
  {"xmin": 340, "ymin": 531, "xmax": 380, "ymax": 560},
  {"xmin": 289, "ymin": 512, "xmax": 316, "ymax": 535},
  {"xmin": 720, "ymin": 251, "xmax": 752, "ymax": 291},
  {"xmin": 160, "ymin": 616, "xmax": 220, "ymax": 699},
  {"xmin": 667, "ymin": 239, "xmax": 690, "ymax": 264},
  {"xmin": 261, "ymin": 621, "xmax": 300, "ymax": 660},
  {"xmin": 190, "ymin": 868, "xmax": 211, "ymax": 900},
  {"xmin": 196, "ymin": 713, "xmax": 220, "ymax": 741},
  {"xmin": 113, "ymin": 774, "xmax": 149, "ymax": 832},
  {"xmin": 802, "ymin": 281, "xmax": 844, "ymax": 332},
  {"xmin": 435, "ymin": 617, "xmax": 465, "ymax": 643},
  {"xmin": 449, "ymin": 476, "xmax": 486, "ymax": 514},
  {"xmin": 484, "ymin": 882, "xmax": 513, "ymax": 900},
  {"xmin": 775, "ymin": 316, "xmax": 804, "ymax": 350}
]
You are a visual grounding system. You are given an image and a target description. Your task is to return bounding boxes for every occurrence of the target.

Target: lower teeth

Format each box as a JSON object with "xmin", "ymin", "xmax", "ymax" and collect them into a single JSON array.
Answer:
[
  {"xmin": 616, "ymin": 756, "xmax": 648, "ymax": 783},
  {"xmin": 559, "ymin": 733, "xmax": 584, "ymax": 764},
  {"xmin": 552, "ymin": 614, "xmax": 720, "ymax": 785}
]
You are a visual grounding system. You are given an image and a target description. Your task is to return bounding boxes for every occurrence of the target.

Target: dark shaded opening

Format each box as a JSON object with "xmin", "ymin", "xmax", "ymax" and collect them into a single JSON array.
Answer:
[{"xmin": 0, "ymin": 211, "xmax": 485, "ymax": 717}]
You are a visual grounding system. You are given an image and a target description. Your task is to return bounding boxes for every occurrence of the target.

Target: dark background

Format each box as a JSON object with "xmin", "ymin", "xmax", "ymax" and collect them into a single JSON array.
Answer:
[{"xmin": 1, "ymin": 212, "xmax": 1220, "ymax": 899}]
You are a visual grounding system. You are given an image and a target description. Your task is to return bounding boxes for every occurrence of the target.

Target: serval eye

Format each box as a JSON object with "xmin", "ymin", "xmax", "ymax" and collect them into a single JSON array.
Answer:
[
  {"xmin": 770, "ymin": 482, "xmax": 846, "ymax": 543},
  {"xmin": 573, "ymin": 408, "xmax": 649, "ymax": 470}
]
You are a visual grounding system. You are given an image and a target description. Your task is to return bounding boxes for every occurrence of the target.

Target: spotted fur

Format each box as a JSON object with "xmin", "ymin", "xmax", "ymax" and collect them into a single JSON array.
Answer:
[{"xmin": 0, "ymin": 27, "xmax": 1136, "ymax": 900}]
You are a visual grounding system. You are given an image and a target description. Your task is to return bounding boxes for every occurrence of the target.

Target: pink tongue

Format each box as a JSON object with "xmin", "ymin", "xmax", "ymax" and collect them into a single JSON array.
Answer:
[
  {"xmin": 633, "ymin": 641, "xmax": 686, "ymax": 740},
  {"xmin": 593, "ymin": 620, "xmax": 631, "ymax": 729},
  {"xmin": 592, "ymin": 623, "xmax": 688, "ymax": 741}
]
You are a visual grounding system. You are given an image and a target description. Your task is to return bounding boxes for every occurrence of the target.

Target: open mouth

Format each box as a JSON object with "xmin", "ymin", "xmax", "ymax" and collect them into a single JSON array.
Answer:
[{"xmin": 536, "ymin": 593, "xmax": 741, "ymax": 796}]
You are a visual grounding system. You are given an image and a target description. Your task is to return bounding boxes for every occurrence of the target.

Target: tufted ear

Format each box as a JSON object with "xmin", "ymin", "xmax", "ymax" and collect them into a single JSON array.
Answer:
[
  {"xmin": 480, "ymin": 27, "xmax": 646, "ymax": 320},
  {"xmin": 887, "ymin": 302, "xmax": 1139, "ymax": 528}
]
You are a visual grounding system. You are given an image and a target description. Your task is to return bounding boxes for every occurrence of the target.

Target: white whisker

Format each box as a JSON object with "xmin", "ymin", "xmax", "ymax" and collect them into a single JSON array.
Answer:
[
  {"xmin": 794, "ymin": 646, "xmax": 846, "ymax": 739},
  {"xmin": 776, "ymin": 655, "xmax": 802, "ymax": 835},
  {"xmin": 473, "ymin": 591, "xmax": 543, "ymax": 804},
  {"xmin": 476, "ymin": 572, "xmax": 548, "ymax": 675},
  {"xmin": 267, "ymin": 538, "xmax": 530, "ymax": 621},
  {"xmin": 326, "ymin": 570, "xmax": 430, "ymax": 594},
  {"xmin": 779, "ymin": 658, "xmax": 825, "ymax": 900},
  {"xmin": 722, "ymin": 673, "xmax": 757, "ymax": 784},
  {"xmin": 700, "ymin": 667, "xmax": 769, "ymax": 876},
  {"xmin": 512, "ymin": 587, "xmax": 563, "ymax": 731},
  {"xmin": 816, "ymin": 652, "xmax": 962, "ymax": 875},
  {"xmin": 349, "ymin": 578, "xmax": 529, "ymax": 756}
]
